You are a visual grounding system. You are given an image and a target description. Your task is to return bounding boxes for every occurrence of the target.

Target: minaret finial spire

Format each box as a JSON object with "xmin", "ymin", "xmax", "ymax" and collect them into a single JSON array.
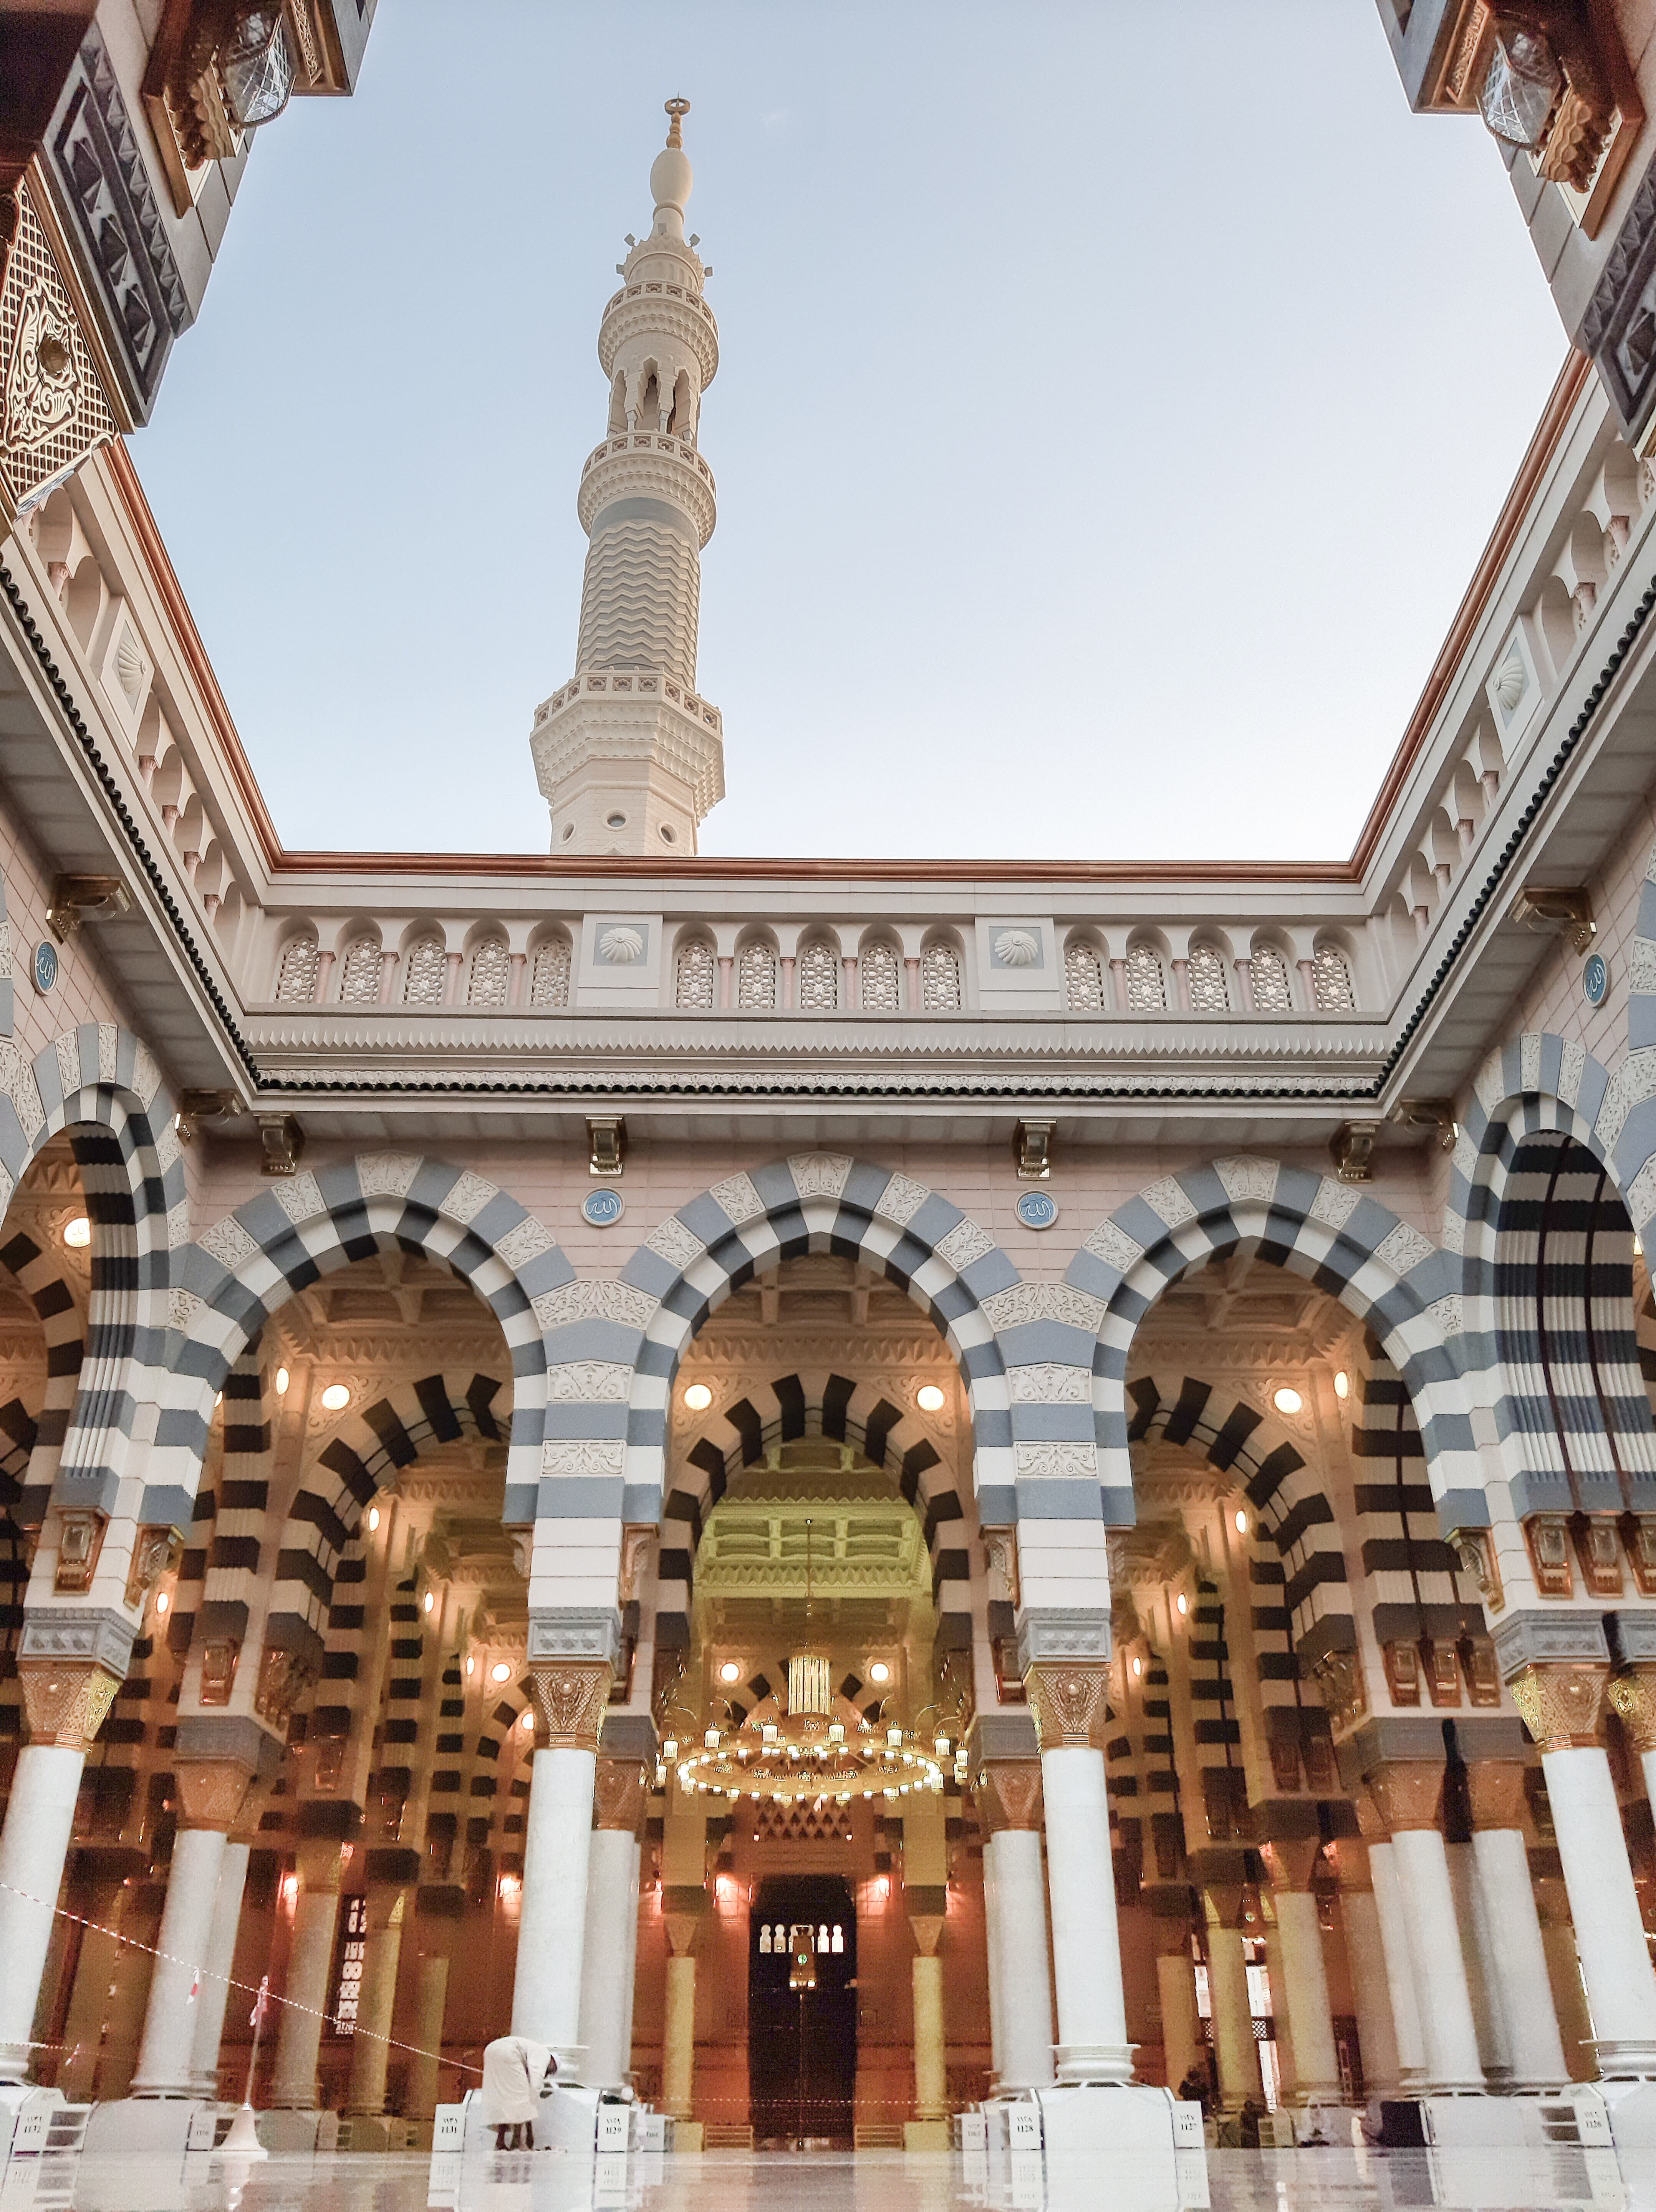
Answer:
[{"xmin": 665, "ymin": 96, "xmax": 689, "ymax": 149}]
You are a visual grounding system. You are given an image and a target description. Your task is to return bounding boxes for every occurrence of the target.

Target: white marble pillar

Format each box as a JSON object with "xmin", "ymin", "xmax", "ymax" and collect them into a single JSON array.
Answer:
[
  {"xmin": 619, "ymin": 1836, "xmax": 642, "ymax": 2081},
  {"xmin": 1471, "ymin": 1826, "xmax": 1567, "ymax": 2087},
  {"xmin": 1338, "ymin": 1881, "xmax": 1401, "ymax": 2094},
  {"xmin": 189, "ymin": 1840, "xmax": 251, "ymax": 2097},
  {"xmin": 912, "ymin": 1943, "xmax": 947, "ymax": 2119},
  {"xmin": 1272, "ymin": 1889, "xmax": 1341, "ymax": 2100},
  {"xmin": 1391, "ymin": 1827, "xmax": 1484, "ymax": 2090},
  {"xmin": 1367, "ymin": 1839, "xmax": 1426, "ymax": 2086},
  {"xmin": 513, "ymin": 1742, "xmax": 600, "ymax": 2069},
  {"xmin": 981, "ymin": 1834, "xmax": 1007, "ymax": 2085},
  {"xmin": 1154, "ymin": 1943, "xmax": 1203, "ymax": 2093},
  {"xmin": 661, "ymin": 1944, "xmax": 697, "ymax": 2118},
  {"xmin": 345, "ymin": 1890, "xmax": 406, "ymax": 2114},
  {"xmin": 1447, "ymin": 1839, "xmax": 1510, "ymax": 2083},
  {"xmin": 405, "ymin": 1950, "xmax": 450, "ymax": 2122},
  {"xmin": 1205, "ymin": 1923, "xmax": 1264, "ymax": 2109},
  {"xmin": 1038, "ymin": 1742, "xmax": 1131, "ymax": 2081},
  {"xmin": 131, "ymin": 1826, "xmax": 231, "ymax": 2096},
  {"xmin": 269, "ymin": 1843, "xmax": 343, "ymax": 2108},
  {"xmin": 578, "ymin": 1826, "xmax": 639, "ymax": 2090},
  {"xmin": 0, "ymin": 1744, "xmax": 85, "ymax": 2080},
  {"xmin": 1542, "ymin": 1742, "xmax": 1656, "ymax": 2071},
  {"xmin": 992, "ymin": 1826, "xmax": 1057, "ymax": 2089}
]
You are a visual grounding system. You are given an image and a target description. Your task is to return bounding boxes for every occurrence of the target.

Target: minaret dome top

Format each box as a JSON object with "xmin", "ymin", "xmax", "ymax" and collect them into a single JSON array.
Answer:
[{"xmin": 650, "ymin": 97, "xmax": 694, "ymax": 237}]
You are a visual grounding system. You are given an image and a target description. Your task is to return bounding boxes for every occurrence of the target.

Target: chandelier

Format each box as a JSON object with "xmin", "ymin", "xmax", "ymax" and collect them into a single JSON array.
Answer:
[{"xmin": 658, "ymin": 1653, "xmax": 964, "ymax": 1805}]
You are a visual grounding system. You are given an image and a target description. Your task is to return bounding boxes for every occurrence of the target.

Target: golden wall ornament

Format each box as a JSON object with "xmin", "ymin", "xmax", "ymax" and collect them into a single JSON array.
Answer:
[
  {"xmin": 1463, "ymin": 1759, "xmax": 1528, "ymax": 1830},
  {"xmin": 1449, "ymin": 1526, "xmax": 1504, "ymax": 1611},
  {"xmin": 593, "ymin": 1757, "xmax": 648, "ymax": 1833},
  {"xmin": 19, "ymin": 1658, "xmax": 121, "ymax": 1749},
  {"xmin": 255, "ymin": 1645, "xmax": 316, "ymax": 1730},
  {"xmin": 1025, "ymin": 1659, "xmax": 1110, "ymax": 1750},
  {"xmin": 1608, "ymin": 1667, "xmax": 1656, "ymax": 1754},
  {"xmin": 54, "ymin": 1510, "xmax": 106, "ymax": 1594},
  {"xmin": 124, "ymin": 1525, "xmax": 182, "ymax": 1612},
  {"xmin": 978, "ymin": 1759, "xmax": 1044, "ymax": 1833},
  {"xmin": 1308, "ymin": 1645, "xmax": 1367, "ymax": 1736},
  {"xmin": 530, "ymin": 1660, "xmax": 613, "ymax": 1751},
  {"xmin": 1523, "ymin": 1513, "xmax": 1575, "ymax": 1598},
  {"xmin": 1505, "ymin": 1659, "xmax": 1608, "ymax": 1752}
]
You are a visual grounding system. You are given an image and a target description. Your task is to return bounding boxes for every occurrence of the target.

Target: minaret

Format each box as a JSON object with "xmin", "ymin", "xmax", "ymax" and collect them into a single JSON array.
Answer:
[{"xmin": 530, "ymin": 98, "xmax": 724, "ymax": 856}]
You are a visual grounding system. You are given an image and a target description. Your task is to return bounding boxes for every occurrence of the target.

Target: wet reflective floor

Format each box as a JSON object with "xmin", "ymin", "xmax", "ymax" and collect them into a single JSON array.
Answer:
[{"xmin": 5, "ymin": 2147, "xmax": 1655, "ymax": 2212}]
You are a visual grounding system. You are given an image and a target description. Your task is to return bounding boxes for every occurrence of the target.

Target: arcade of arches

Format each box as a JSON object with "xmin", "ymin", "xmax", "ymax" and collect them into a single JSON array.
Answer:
[{"xmin": 5, "ymin": 1123, "xmax": 1656, "ymax": 2149}]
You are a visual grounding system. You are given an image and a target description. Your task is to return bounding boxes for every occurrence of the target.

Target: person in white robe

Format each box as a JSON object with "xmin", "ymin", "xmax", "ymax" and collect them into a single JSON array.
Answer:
[{"xmin": 481, "ymin": 2036, "xmax": 556, "ymax": 2149}]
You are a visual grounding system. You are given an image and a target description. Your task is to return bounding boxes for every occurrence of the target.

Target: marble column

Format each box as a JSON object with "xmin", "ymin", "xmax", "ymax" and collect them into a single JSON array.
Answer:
[
  {"xmin": 344, "ymin": 1889, "xmax": 407, "ymax": 2114},
  {"xmin": 1466, "ymin": 1762, "xmax": 1566, "ymax": 2089},
  {"xmin": 1332, "ymin": 1844, "xmax": 1401, "ymax": 2095},
  {"xmin": 269, "ymin": 1839, "xmax": 344, "ymax": 2108},
  {"xmin": 0, "ymin": 1648, "xmax": 123, "ymax": 2082},
  {"xmin": 1265, "ymin": 1856, "xmax": 1341, "ymax": 2102},
  {"xmin": 1368, "ymin": 1765, "xmax": 1483, "ymax": 2091},
  {"xmin": 1153, "ymin": 1922, "xmax": 1203, "ymax": 2093},
  {"xmin": 512, "ymin": 1657, "xmax": 611, "ymax": 2071},
  {"xmin": 1366, "ymin": 1835, "xmax": 1427, "ymax": 2087},
  {"xmin": 1203, "ymin": 1907, "xmax": 1264, "ymax": 2110},
  {"xmin": 911, "ymin": 1926, "xmax": 948, "ymax": 2121},
  {"xmin": 1446, "ymin": 1839, "xmax": 1509, "ymax": 2083},
  {"xmin": 981, "ymin": 1833, "xmax": 1007, "ymax": 2085},
  {"xmin": 661, "ymin": 1919, "xmax": 698, "ymax": 2119},
  {"xmin": 979, "ymin": 1758, "xmax": 1053, "ymax": 2090},
  {"xmin": 405, "ymin": 1949, "xmax": 450, "ymax": 2123},
  {"xmin": 130, "ymin": 1827, "xmax": 230, "ymax": 2095},
  {"xmin": 619, "ymin": 1835, "xmax": 642, "ymax": 2081},
  {"xmin": 189, "ymin": 1839, "xmax": 252, "ymax": 2097},
  {"xmin": 1025, "ymin": 1656, "xmax": 1131, "ymax": 2083},
  {"xmin": 1510, "ymin": 1658, "xmax": 1656, "ymax": 2074},
  {"xmin": 54, "ymin": 1868, "xmax": 130, "ymax": 2103},
  {"xmin": 578, "ymin": 1756, "xmax": 647, "ymax": 2091}
]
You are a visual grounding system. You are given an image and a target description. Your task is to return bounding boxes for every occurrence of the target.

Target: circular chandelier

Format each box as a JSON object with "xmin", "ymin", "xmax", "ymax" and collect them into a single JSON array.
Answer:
[{"xmin": 658, "ymin": 1654, "xmax": 965, "ymax": 1805}]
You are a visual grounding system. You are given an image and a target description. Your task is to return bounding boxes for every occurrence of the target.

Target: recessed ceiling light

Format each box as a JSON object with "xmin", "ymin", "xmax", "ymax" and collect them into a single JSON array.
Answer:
[
  {"xmin": 1272, "ymin": 1386, "xmax": 1302, "ymax": 1415},
  {"xmin": 1235, "ymin": 1508, "xmax": 1249, "ymax": 1535},
  {"xmin": 868, "ymin": 1661, "xmax": 891, "ymax": 1685},
  {"xmin": 683, "ymin": 1382, "xmax": 712, "ymax": 1411},
  {"xmin": 155, "ymin": 1591, "xmax": 170, "ymax": 1616},
  {"xmin": 719, "ymin": 1661, "xmax": 742, "ymax": 1684},
  {"xmin": 423, "ymin": 1591, "xmax": 435, "ymax": 1614},
  {"xmin": 520, "ymin": 1708, "xmax": 534, "ymax": 1731},
  {"xmin": 1131, "ymin": 1654, "xmax": 1142, "ymax": 1677},
  {"xmin": 466, "ymin": 1656, "xmax": 475, "ymax": 1677},
  {"xmin": 275, "ymin": 1367, "xmax": 290, "ymax": 1395},
  {"xmin": 916, "ymin": 1384, "xmax": 946, "ymax": 1413},
  {"xmin": 62, "ymin": 1217, "xmax": 90, "ymax": 1248},
  {"xmin": 491, "ymin": 1661, "xmax": 512, "ymax": 1684},
  {"xmin": 368, "ymin": 1505, "xmax": 381, "ymax": 1532},
  {"xmin": 1176, "ymin": 1592, "xmax": 1188, "ymax": 1617},
  {"xmin": 1333, "ymin": 1370, "xmax": 1350, "ymax": 1401},
  {"xmin": 320, "ymin": 1383, "xmax": 350, "ymax": 1411}
]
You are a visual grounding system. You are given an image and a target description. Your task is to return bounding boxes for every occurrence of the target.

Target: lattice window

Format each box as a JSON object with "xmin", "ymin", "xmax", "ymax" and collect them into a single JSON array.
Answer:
[
  {"xmin": 530, "ymin": 937, "xmax": 571, "ymax": 1008},
  {"xmin": 1188, "ymin": 944, "xmax": 1230, "ymax": 1013},
  {"xmin": 861, "ymin": 942, "xmax": 900, "ymax": 1010},
  {"xmin": 1313, "ymin": 944, "xmax": 1356, "ymax": 1011},
  {"xmin": 337, "ymin": 935, "xmax": 382, "ymax": 1003},
  {"xmin": 922, "ymin": 941, "xmax": 962, "ymax": 1011},
  {"xmin": 1250, "ymin": 942, "xmax": 1293, "ymax": 1010},
  {"xmin": 676, "ymin": 939, "xmax": 715, "ymax": 1008},
  {"xmin": 798, "ymin": 940, "xmax": 840, "ymax": 1010},
  {"xmin": 1125, "ymin": 943, "xmax": 1167, "ymax": 1011},
  {"xmin": 468, "ymin": 935, "xmax": 510, "ymax": 1007},
  {"xmin": 275, "ymin": 934, "xmax": 319, "ymax": 1002},
  {"xmin": 403, "ymin": 936, "xmax": 448, "ymax": 1007},
  {"xmin": 1066, "ymin": 940, "xmax": 1106, "ymax": 1010},
  {"xmin": 737, "ymin": 940, "xmax": 777, "ymax": 1010}
]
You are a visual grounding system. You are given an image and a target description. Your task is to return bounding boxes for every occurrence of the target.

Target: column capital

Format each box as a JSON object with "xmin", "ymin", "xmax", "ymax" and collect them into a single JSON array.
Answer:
[
  {"xmin": 1609, "ymin": 1665, "xmax": 1656, "ymax": 1752},
  {"xmin": 1025, "ymin": 1660, "xmax": 1110, "ymax": 1752},
  {"xmin": 978, "ymin": 1758, "xmax": 1044, "ymax": 1833},
  {"xmin": 1365, "ymin": 1760, "xmax": 1444, "ymax": 1833},
  {"xmin": 593, "ymin": 1755, "xmax": 648, "ymax": 1833},
  {"xmin": 1506, "ymin": 1660, "xmax": 1609, "ymax": 1750},
  {"xmin": 1015, "ymin": 1606, "xmax": 1111, "ymax": 1678},
  {"xmin": 1463, "ymin": 1758, "xmax": 1529, "ymax": 1829},
  {"xmin": 530, "ymin": 1659, "xmax": 613, "ymax": 1752},
  {"xmin": 527, "ymin": 1606, "xmax": 623, "ymax": 1669},
  {"xmin": 1260, "ymin": 1835, "xmax": 1323, "ymax": 1893},
  {"xmin": 18, "ymin": 1659, "xmax": 121, "ymax": 1748},
  {"xmin": 174, "ymin": 1758, "xmax": 260, "ymax": 1833}
]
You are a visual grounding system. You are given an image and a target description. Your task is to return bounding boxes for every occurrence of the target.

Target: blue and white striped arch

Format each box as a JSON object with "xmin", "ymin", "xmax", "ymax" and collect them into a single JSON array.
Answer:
[
  {"xmin": 1065, "ymin": 1155, "xmax": 1484, "ymax": 1531},
  {"xmin": 156, "ymin": 1154, "xmax": 563, "ymax": 1532},
  {"xmin": 521, "ymin": 1156, "xmax": 1035, "ymax": 1538},
  {"xmin": 0, "ymin": 1023, "xmax": 180, "ymax": 1518},
  {"xmin": 1448, "ymin": 1029, "xmax": 1656, "ymax": 1519}
]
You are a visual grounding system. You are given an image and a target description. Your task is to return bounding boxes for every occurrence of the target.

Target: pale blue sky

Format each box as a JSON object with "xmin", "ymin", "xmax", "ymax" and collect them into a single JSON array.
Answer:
[{"xmin": 133, "ymin": 3, "xmax": 1567, "ymax": 861}]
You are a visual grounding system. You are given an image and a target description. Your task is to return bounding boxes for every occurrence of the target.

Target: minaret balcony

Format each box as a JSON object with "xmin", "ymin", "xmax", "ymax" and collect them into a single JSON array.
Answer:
[
  {"xmin": 578, "ymin": 434, "xmax": 716, "ymax": 547},
  {"xmin": 599, "ymin": 283, "xmax": 719, "ymax": 386}
]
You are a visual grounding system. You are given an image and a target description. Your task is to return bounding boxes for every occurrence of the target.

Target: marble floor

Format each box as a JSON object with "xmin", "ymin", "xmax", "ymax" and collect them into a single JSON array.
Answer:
[{"xmin": 0, "ymin": 2147, "xmax": 1649, "ymax": 2212}]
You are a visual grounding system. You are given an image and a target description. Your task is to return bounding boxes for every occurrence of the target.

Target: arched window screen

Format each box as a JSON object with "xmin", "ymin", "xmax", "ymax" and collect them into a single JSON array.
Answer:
[
  {"xmin": 921, "ymin": 942, "xmax": 962, "ymax": 1011},
  {"xmin": 1066, "ymin": 940, "xmax": 1106, "ymax": 1010},
  {"xmin": 738, "ymin": 941, "xmax": 777, "ymax": 1009},
  {"xmin": 468, "ymin": 936, "xmax": 510, "ymax": 1007},
  {"xmin": 1188, "ymin": 945, "xmax": 1230, "ymax": 1013},
  {"xmin": 403, "ymin": 937, "xmax": 447, "ymax": 1007},
  {"xmin": 338, "ymin": 935, "xmax": 381, "ymax": 1003},
  {"xmin": 530, "ymin": 938, "xmax": 571, "ymax": 1007},
  {"xmin": 1250, "ymin": 943, "xmax": 1293, "ymax": 1010},
  {"xmin": 1313, "ymin": 945, "xmax": 1356, "ymax": 1011},
  {"xmin": 676, "ymin": 940, "xmax": 715, "ymax": 1008},
  {"xmin": 798, "ymin": 940, "xmax": 840, "ymax": 1010},
  {"xmin": 1125, "ymin": 943, "xmax": 1167, "ymax": 1011},
  {"xmin": 275, "ymin": 935, "xmax": 319, "ymax": 1002},
  {"xmin": 861, "ymin": 943, "xmax": 900, "ymax": 1010}
]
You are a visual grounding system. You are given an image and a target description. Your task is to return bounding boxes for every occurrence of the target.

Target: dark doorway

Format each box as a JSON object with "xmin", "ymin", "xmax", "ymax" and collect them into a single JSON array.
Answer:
[{"xmin": 749, "ymin": 1874, "xmax": 857, "ymax": 2146}]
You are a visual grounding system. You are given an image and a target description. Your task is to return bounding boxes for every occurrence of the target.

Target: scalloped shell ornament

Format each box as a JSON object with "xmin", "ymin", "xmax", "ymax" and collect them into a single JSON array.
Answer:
[
  {"xmin": 598, "ymin": 926, "xmax": 646, "ymax": 965},
  {"xmin": 994, "ymin": 929, "xmax": 1040, "ymax": 969}
]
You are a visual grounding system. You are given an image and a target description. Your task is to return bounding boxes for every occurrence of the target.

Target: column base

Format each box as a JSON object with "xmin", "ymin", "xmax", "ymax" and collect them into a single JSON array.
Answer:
[
  {"xmin": 1591, "ymin": 2040, "xmax": 1656, "ymax": 2078},
  {"xmin": 1053, "ymin": 2043, "xmax": 1135, "ymax": 2086},
  {"xmin": 258, "ymin": 2109, "xmax": 341, "ymax": 2155},
  {"xmin": 1384, "ymin": 2089, "xmax": 1617, "ymax": 2150},
  {"xmin": 82, "ymin": 2098, "xmax": 217, "ymax": 2157},
  {"xmin": 0, "ymin": 2043, "xmax": 33, "ymax": 2086},
  {"xmin": 903, "ymin": 2119, "xmax": 951, "ymax": 2149}
]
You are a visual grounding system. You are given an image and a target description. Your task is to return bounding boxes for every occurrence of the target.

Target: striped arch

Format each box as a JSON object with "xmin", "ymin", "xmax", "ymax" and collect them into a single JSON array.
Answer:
[
  {"xmin": 1350, "ymin": 1343, "xmax": 1488, "ymax": 1664},
  {"xmin": 268, "ymin": 1371, "xmax": 512, "ymax": 1668},
  {"xmin": 1065, "ymin": 1154, "xmax": 1481, "ymax": 1531},
  {"xmin": 655, "ymin": 1371, "xmax": 969, "ymax": 1649},
  {"xmin": 156, "ymin": 1154, "xmax": 565, "ymax": 1533},
  {"xmin": 1126, "ymin": 1370, "xmax": 1353, "ymax": 1664},
  {"xmin": 1449, "ymin": 1030, "xmax": 1656, "ymax": 1518},
  {"xmin": 540, "ymin": 1157, "xmax": 1027, "ymax": 1543},
  {"xmin": 0, "ymin": 1023, "xmax": 180, "ymax": 1515},
  {"xmin": 0, "ymin": 1229, "xmax": 84, "ymax": 1524}
]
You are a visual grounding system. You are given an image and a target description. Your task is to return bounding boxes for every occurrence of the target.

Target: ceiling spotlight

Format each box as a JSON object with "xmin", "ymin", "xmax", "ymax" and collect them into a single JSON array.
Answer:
[
  {"xmin": 520, "ymin": 1708, "xmax": 534, "ymax": 1732},
  {"xmin": 868, "ymin": 1661, "xmax": 891, "ymax": 1685},
  {"xmin": 1234, "ymin": 1509, "xmax": 1249, "ymax": 1535},
  {"xmin": 916, "ymin": 1384, "xmax": 946, "ymax": 1414},
  {"xmin": 275, "ymin": 1367, "xmax": 290, "ymax": 1395},
  {"xmin": 1272, "ymin": 1386, "xmax": 1302, "ymax": 1416},
  {"xmin": 466, "ymin": 1656, "xmax": 475, "ymax": 1677},
  {"xmin": 719, "ymin": 1661, "xmax": 742, "ymax": 1684},
  {"xmin": 1131, "ymin": 1654, "xmax": 1142, "ymax": 1677},
  {"xmin": 62, "ymin": 1216, "xmax": 90, "ymax": 1248},
  {"xmin": 491, "ymin": 1662, "xmax": 512, "ymax": 1684},
  {"xmin": 683, "ymin": 1383, "xmax": 713, "ymax": 1411},
  {"xmin": 368, "ymin": 1505, "xmax": 381, "ymax": 1532},
  {"xmin": 1176, "ymin": 1592, "xmax": 1188, "ymax": 1617},
  {"xmin": 1333, "ymin": 1369, "xmax": 1350, "ymax": 1401},
  {"xmin": 423, "ymin": 1591, "xmax": 435, "ymax": 1614},
  {"xmin": 155, "ymin": 1590, "xmax": 170, "ymax": 1617},
  {"xmin": 320, "ymin": 1383, "xmax": 350, "ymax": 1411}
]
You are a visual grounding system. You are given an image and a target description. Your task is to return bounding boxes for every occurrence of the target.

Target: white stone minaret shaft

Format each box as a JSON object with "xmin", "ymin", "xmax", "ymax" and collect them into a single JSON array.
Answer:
[{"xmin": 531, "ymin": 99, "xmax": 724, "ymax": 855}]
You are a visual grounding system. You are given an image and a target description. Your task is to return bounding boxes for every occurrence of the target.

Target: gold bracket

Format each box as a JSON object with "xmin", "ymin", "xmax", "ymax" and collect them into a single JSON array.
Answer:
[
  {"xmin": 46, "ymin": 874, "xmax": 132, "ymax": 941},
  {"xmin": 588, "ymin": 1116, "xmax": 626, "ymax": 1177},
  {"xmin": 1329, "ymin": 1121, "xmax": 1381, "ymax": 1184},
  {"xmin": 1510, "ymin": 884, "xmax": 1595, "ymax": 953},
  {"xmin": 1013, "ymin": 1120, "xmax": 1053, "ymax": 1181}
]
